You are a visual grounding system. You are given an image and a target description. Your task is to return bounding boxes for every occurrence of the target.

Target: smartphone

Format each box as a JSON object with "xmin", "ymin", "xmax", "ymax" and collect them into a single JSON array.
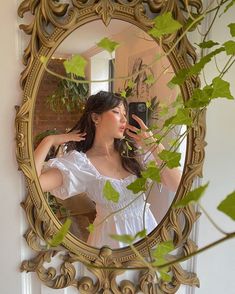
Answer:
[{"xmin": 128, "ymin": 102, "xmax": 148, "ymax": 129}]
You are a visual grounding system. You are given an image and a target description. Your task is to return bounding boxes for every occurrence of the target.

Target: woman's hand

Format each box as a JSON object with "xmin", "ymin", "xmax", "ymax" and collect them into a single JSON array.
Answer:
[
  {"xmin": 46, "ymin": 132, "xmax": 86, "ymax": 146},
  {"xmin": 125, "ymin": 114, "xmax": 156, "ymax": 150},
  {"xmin": 34, "ymin": 131, "xmax": 86, "ymax": 180}
]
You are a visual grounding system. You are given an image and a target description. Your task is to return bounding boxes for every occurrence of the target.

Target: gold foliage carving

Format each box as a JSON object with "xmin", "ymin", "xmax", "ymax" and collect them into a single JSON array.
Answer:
[{"xmin": 17, "ymin": 0, "xmax": 205, "ymax": 293}]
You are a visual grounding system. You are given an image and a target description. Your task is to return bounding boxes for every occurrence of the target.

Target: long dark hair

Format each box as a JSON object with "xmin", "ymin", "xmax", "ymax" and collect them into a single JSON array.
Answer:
[{"xmin": 66, "ymin": 91, "xmax": 143, "ymax": 177}]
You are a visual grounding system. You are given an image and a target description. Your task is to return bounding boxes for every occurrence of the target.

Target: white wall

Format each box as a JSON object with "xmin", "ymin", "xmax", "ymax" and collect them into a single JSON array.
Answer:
[
  {"xmin": 0, "ymin": 1, "xmax": 24, "ymax": 293},
  {"xmin": 0, "ymin": 1, "xmax": 234, "ymax": 294},
  {"xmin": 195, "ymin": 4, "xmax": 235, "ymax": 294}
]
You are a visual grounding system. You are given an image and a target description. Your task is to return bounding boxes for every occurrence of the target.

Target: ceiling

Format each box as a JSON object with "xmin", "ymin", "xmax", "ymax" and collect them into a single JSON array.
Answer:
[{"xmin": 54, "ymin": 19, "xmax": 132, "ymax": 56}]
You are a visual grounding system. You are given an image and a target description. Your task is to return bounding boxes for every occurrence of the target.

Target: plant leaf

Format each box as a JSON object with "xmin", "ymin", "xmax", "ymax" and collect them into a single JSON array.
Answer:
[
  {"xmin": 63, "ymin": 55, "xmax": 87, "ymax": 77},
  {"xmin": 152, "ymin": 241, "xmax": 174, "ymax": 259},
  {"xmin": 87, "ymin": 223, "xmax": 95, "ymax": 233},
  {"xmin": 159, "ymin": 271, "xmax": 172, "ymax": 282},
  {"xmin": 170, "ymin": 47, "xmax": 225, "ymax": 86},
  {"xmin": 134, "ymin": 229, "xmax": 147, "ymax": 239},
  {"xmin": 145, "ymin": 74, "xmax": 155, "ymax": 86},
  {"xmin": 97, "ymin": 37, "xmax": 120, "ymax": 53},
  {"xmin": 223, "ymin": 40, "xmax": 235, "ymax": 55},
  {"xmin": 109, "ymin": 234, "xmax": 134, "ymax": 244},
  {"xmin": 228, "ymin": 23, "xmax": 235, "ymax": 37},
  {"xmin": 197, "ymin": 40, "xmax": 219, "ymax": 49},
  {"xmin": 217, "ymin": 191, "xmax": 235, "ymax": 220},
  {"xmin": 186, "ymin": 87, "xmax": 212, "ymax": 108},
  {"xmin": 173, "ymin": 182, "xmax": 209, "ymax": 208},
  {"xmin": 169, "ymin": 68, "xmax": 189, "ymax": 86},
  {"xmin": 126, "ymin": 177, "xmax": 147, "ymax": 194},
  {"xmin": 211, "ymin": 77, "xmax": 233, "ymax": 100},
  {"xmin": 148, "ymin": 12, "xmax": 182, "ymax": 38},
  {"xmin": 141, "ymin": 161, "xmax": 161, "ymax": 182},
  {"xmin": 48, "ymin": 218, "xmax": 72, "ymax": 247},
  {"xmin": 103, "ymin": 180, "xmax": 120, "ymax": 203},
  {"xmin": 164, "ymin": 108, "xmax": 192, "ymax": 127},
  {"xmin": 223, "ymin": 0, "xmax": 235, "ymax": 14},
  {"xmin": 158, "ymin": 150, "xmax": 181, "ymax": 168}
]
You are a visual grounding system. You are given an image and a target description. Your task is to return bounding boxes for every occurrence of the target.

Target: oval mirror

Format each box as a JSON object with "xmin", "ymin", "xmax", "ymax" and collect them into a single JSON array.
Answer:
[{"xmin": 33, "ymin": 20, "xmax": 186, "ymax": 249}]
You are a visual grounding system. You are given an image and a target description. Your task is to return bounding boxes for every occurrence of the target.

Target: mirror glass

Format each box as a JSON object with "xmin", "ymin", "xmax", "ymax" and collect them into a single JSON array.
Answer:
[{"xmin": 33, "ymin": 20, "xmax": 186, "ymax": 249}]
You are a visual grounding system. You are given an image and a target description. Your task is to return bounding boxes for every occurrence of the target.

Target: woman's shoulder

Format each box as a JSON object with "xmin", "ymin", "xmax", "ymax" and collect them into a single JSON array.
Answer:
[{"xmin": 64, "ymin": 150, "xmax": 86, "ymax": 161}]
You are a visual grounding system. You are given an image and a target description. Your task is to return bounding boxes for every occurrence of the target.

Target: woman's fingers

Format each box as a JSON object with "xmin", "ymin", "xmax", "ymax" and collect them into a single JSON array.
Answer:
[
  {"xmin": 126, "ymin": 123, "xmax": 139, "ymax": 133},
  {"xmin": 52, "ymin": 132, "xmax": 86, "ymax": 145},
  {"xmin": 125, "ymin": 129, "xmax": 141, "ymax": 141},
  {"xmin": 131, "ymin": 114, "xmax": 148, "ymax": 130},
  {"xmin": 68, "ymin": 132, "xmax": 86, "ymax": 142}
]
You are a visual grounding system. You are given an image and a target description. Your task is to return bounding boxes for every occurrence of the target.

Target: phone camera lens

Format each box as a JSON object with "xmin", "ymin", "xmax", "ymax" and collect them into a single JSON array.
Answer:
[{"xmin": 137, "ymin": 104, "xmax": 146, "ymax": 112}]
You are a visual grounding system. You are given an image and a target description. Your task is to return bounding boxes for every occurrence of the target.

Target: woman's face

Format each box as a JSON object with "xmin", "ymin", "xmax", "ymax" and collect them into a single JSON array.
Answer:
[{"xmin": 95, "ymin": 103, "xmax": 127, "ymax": 139}]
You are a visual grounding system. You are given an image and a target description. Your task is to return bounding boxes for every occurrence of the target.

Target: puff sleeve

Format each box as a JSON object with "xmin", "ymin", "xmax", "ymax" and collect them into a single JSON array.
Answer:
[{"xmin": 43, "ymin": 151, "xmax": 95, "ymax": 200}]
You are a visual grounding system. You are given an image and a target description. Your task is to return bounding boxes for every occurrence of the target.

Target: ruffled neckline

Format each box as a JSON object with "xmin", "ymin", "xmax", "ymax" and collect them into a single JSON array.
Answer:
[{"xmin": 79, "ymin": 151, "xmax": 136, "ymax": 182}]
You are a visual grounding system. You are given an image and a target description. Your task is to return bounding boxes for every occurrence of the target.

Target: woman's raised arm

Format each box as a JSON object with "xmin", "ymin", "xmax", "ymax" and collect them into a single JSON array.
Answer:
[
  {"xmin": 126, "ymin": 115, "xmax": 181, "ymax": 193},
  {"xmin": 34, "ymin": 133, "xmax": 86, "ymax": 192}
]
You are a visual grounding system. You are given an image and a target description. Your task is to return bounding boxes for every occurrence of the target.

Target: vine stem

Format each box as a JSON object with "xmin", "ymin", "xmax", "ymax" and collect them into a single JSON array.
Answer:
[
  {"xmin": 80, "ymin": 232, "xmax": 235, "ymax": 271},
  {"xmin": 198, "ymin": 202, "xmax": 227, "ymax": 235}
]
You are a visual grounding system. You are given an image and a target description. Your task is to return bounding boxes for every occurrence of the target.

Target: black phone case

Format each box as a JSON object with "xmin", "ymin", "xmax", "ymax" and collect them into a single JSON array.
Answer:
[{"xmin": 128, "ymin": 102, "xmax": 148, "ymax": 129}]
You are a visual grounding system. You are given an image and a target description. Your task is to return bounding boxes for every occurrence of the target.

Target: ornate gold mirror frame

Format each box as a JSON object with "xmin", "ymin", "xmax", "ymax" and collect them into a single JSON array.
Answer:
[{"xmin": 16, "ymin": 0, "xmax": 205, "ymax": 293}]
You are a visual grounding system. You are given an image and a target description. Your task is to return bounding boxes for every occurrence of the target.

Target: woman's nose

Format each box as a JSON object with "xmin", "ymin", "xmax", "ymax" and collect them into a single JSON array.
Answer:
[{"xmin": 121, "ymin": 113, "xmax": 127, "ymax": 123}]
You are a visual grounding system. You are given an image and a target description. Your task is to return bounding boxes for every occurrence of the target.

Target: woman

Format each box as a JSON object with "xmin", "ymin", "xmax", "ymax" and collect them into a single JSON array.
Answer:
[{"xmin": 35, "ymin": 91, "xmax": 181, "ymax": 248}]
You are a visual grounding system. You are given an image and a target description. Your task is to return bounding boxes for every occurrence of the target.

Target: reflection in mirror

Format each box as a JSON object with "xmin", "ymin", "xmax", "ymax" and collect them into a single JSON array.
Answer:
[{"xmin": 34, "ymin": 20, "xmax": 186, "ymax": 249}]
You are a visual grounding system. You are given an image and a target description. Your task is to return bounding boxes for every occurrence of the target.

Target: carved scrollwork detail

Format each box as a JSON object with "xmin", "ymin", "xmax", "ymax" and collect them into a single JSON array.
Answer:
[{"xmin": 18, "ymin": 0, "xmax": 78, "ymax": 88}]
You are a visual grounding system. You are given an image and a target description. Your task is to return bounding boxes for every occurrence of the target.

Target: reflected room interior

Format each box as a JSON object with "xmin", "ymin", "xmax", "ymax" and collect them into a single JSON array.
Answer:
[{"xmin": 33, "ymin": 20, "xmax": 186, "ymax": 246}]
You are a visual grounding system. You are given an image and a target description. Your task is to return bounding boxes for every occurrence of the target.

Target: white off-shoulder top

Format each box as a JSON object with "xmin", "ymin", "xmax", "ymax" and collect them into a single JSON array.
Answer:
[{"xmin": 45, "ymin": 150, "xmax": 157, "ymax": 248}]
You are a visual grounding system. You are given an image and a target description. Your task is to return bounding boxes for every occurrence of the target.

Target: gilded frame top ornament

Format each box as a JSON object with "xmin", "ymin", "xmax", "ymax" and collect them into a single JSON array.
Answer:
[{"xmin": 17, "ymin": 0, "xmax": 204, "ymax": 293}]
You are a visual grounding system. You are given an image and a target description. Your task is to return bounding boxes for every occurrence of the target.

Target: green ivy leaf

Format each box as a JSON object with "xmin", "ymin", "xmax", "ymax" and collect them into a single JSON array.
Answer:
[
  {"xmin": 172, "ymin": 94, "xmax": 183, "ymax": 108},
  {"xmin": 146, "ymin": 101, "xmax": 152, "ymax": 109},
  {"xmin": 120, "ymin": 90, "xmax": 127, "ymax": 98},
  {"xmin": 211, "ymin": 77, "xmax": 233, "ymax": 100},
  {"xmin": 152, "ymin": 241, "xmax": 174, "ymax": 259},
  {"xmin": 228, "ymin": 23, "xmax": 235, "ymax": 37},
  {"xmin": 103, "ymin": 180, "xmax": 120, "ymax": 203},
  {"xmin": 134, "ymin": 229, "xmax": 147, "ymax": 239},
  {"xmin": 158, "ymin": 150, "xmax": 181, "ymax": 169},
  {"xmin": 87, "ymin": 223, "xmax": 95, "ymax": 233},
  {"xmin": 223, "ymin": 0, "xmax": 235, "ymax": 13},
  {"xmin": 223, "ymin": 40, "xmax": 235, "ymax": 55},
  {"xmin": 186, "ymin": 87, "xmax": 212, "ymax": 108},
  {"xmin": 63, "ymin": 55, "xmax": 87, "ymax": 77},
  {"xmin": 141, "ymin": 161, "xmax": 161, "ymax": 182},
  {"xmin": 126, "ymin": 177, "xmax": 147, "ymax": 194},
  {"xmin": 197, "ymin": 40, "xmax": 219, "ymax": 49},
  {"xmin": 159, "ymin": 105, "xmax": 169, "ymax": 117},
  {"xmin": 190, "ymin": 47, "xmax": 225, "ymax": 76},
  {"xmin": 127, "ymin": 80, "xmax": 135, "ymax": 89},
  {"xmin": 145, "ymin": 74, "xmax": 155, "ymax": 86},
  {"xmin": 148, "ymin": 12, "xmax": 182, "ymax": 38},
  {"xmin": 169, "ymin": 68, "xmax": 189, "ymax": 86},
  {"xmin": 97, "ymin": 37, "xmax": 120, "ymax": 53},
  {"xmin": 173, "ymin": 182, "xmax": 209, "ymax": 208},
  {"xmin": 217, "ymin": 191, "xmax": 235, "ymax": 221},
  {"xmin": 170, "ymin": 48, "xmax": 225, "ymax": 86},
  {"xmin": 159, "ymin": 271, "xmax": 172, "ymax": 282},
  {"xmin": 48, "ymin": 218, "xmax": 72, "ymax": 247},
  {"xmin": 110, "ymin": 234, "xmax": 134, "ymax": 244},
  {"xmin": 164, "ymin": 108, "xmax": 192, "ymax": 127},
  {"xmin": 152, "ymin": 241, "xmax": 174, "ymax": 282}
]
